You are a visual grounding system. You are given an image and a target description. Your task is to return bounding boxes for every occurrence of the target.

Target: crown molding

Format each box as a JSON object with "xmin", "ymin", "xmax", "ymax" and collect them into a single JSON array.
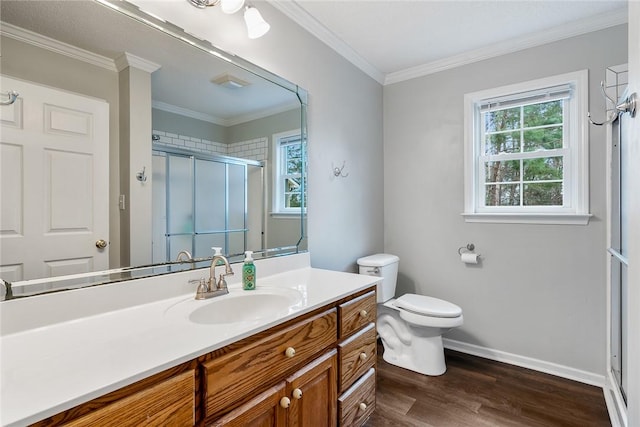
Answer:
[
  {"xmin": 114, "ymin": 52, "xmax": 161, "ymax": 73},
  {"xmin": 267, "ymin": 0, "xmax": 385, "ymax": 85},
  {"xmin": 385, "ymin": 7, "xmax": 628, "ymax": 85},
  {"xmin": 152, "ymin": 100, "xmax": 227, "ymax": 126},
  {"xmin": 265, "ymin": 2, "xmax": 627, "ymax": 87},
  {"xmin": 152, "ymin": 100, "xmax": 300, "ymax": 127},
  {"xmin": 0, "ymin": 21, "xmax": 117, "ymax": 72}
]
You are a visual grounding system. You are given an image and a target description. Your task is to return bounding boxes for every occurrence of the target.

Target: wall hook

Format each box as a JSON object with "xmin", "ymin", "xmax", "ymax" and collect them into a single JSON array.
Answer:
[
  {"xmin": 136, "ymin": 166, "xmax": 148, "ymax": 182},
  {"xmin": 332, "ymin": 161, "xmax": 349, "ymax": 178},
  {"xmin": 0, "ymin": 91, "xmax": 19, "ymax": 106}
]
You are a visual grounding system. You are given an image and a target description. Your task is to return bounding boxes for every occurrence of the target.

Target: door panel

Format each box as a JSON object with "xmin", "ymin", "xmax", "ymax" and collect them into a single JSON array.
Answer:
[{"xmin": 0, "ymin": 75, "xmax": 109, "ymax": 282}]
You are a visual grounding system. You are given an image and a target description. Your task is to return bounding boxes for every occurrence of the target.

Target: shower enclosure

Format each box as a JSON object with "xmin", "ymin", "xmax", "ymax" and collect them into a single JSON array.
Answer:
[
  {"xmin": 606, "ymin": 64, "xmax": 632, "ymax": 420},
  {"xmin": 152, "ymin": 148, "xmax": 264, "ymax": 263}
]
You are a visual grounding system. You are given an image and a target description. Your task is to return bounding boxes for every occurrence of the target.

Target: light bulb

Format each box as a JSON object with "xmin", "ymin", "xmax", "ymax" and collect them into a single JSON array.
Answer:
[
  {"xmin": 244, "ymin": 6, "xmax": 270, "ymax": 39},
  {"xmin": 220, "ymin": 0, "xmax": 244, "ymax": 14}
]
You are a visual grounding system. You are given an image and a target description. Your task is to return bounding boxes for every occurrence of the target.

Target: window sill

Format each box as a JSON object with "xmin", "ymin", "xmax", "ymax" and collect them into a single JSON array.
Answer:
[
  {"xmin": 269, "ymin": 212, "xmax": 306, "ymax": 219},
  {"xmin": 461, "ymin": 212, "xmax": 592, "ymax": 225}
]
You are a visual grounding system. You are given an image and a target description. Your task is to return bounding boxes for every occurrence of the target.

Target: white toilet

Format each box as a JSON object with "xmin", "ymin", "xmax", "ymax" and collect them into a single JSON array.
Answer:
[{"xmin": 357, "ymin": 253, "xmax": 463, "ymax": 376}]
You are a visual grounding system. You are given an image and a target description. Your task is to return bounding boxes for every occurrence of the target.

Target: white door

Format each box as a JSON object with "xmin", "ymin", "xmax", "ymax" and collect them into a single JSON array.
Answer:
[{"xmin": 0, "ymin": 75, "xmax": 109, "ymax": 282}]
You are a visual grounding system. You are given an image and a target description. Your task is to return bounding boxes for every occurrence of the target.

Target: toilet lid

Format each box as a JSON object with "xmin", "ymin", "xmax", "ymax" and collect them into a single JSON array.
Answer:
[{"xmin": 394, "ymin": 294, "xmax": 462, "ymax": 318}]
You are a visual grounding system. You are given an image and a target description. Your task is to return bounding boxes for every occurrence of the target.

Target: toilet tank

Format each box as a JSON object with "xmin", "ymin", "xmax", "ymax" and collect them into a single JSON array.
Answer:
[{"xmin": 357, "ymin": 254, "xmax": 399, "ymax": 303}]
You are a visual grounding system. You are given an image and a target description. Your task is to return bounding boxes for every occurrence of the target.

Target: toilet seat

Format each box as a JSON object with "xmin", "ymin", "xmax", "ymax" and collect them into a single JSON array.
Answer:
[{"xmin": 394, "ymin": 294, "xmax": 462, "ymax": 318}]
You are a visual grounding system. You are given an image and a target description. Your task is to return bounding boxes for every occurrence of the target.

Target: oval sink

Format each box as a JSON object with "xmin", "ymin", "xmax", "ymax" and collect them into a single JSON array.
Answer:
[{"xmin": 177, "ymin": 288, "xmax": 303, "ymax": 325}]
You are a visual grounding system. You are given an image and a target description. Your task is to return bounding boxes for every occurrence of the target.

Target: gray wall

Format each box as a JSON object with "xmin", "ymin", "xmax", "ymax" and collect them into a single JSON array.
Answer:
[
  {"xmin": 152, "ymin": 108, "xmax": 227, "ymax": 142},
  {"xmin": 383, "ymin": 25, "xmax": 628, "ymax": 376}
]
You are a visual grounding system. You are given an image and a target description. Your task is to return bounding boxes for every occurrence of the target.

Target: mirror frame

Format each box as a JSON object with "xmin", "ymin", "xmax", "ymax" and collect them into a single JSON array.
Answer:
[{"xmin": 1, "ymin": 0, "xmax": 308, "ymax": 300}]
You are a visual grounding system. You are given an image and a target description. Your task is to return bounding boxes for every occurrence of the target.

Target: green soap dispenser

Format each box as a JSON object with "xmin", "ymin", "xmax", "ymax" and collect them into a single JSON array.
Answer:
[{"xmin": 242, "ymin": 251, "xmax": 256, "ymax": 290}]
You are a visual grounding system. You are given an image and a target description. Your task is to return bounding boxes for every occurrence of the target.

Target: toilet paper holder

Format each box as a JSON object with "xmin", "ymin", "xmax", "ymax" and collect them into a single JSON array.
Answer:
[
  {"xmin": 458, "ymin": 243, "xmax": 481, "ymax": 264},
  {"xmin": 458, "ymin": 243, "xmax": 476, "ymax": 255}
]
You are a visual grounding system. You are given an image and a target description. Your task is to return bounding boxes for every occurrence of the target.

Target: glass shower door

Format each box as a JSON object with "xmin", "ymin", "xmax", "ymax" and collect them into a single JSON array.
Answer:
[{"xmin": 609, "ymin": 101, "xmax": 630, "ymax": 404}]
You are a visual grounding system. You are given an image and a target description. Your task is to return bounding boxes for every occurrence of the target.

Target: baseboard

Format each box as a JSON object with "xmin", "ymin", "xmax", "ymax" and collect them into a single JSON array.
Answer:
[
  {"xmin": 443, "ymin": 338, "xmax": 605, "ymax": 387},
  {"xmin": 603, "ymin": 372, "xmax": 627, "ymax": 427}
]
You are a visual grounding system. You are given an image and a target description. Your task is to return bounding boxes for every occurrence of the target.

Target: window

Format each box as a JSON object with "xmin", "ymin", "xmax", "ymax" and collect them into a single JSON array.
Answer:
[
  {"xmin": 463, "ymin": 70, "xmax": 591, "ymax": 224},
  {"xmin": 272, "ymin": 130, "xmax": 306, "ymax": 215}
]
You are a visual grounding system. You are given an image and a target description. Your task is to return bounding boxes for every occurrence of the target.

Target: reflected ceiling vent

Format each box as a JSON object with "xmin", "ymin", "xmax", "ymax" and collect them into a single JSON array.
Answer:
[{"xmin": 212, "ymin": 73, "xmax": 250, "ymax": 89}]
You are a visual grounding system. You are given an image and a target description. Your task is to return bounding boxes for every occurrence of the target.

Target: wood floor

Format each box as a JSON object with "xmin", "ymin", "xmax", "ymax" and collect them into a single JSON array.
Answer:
[{"xmin": 364, "ymin": 342, "xmax": 611, "ymax": 427}]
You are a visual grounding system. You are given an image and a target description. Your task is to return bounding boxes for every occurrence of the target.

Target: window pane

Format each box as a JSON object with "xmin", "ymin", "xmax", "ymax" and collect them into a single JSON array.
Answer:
[
  {"xmin": 285, "ymin": 193, "xmax": 302, "ymax": 208},
  {"xmin": 485, "ymin": 183, "xmax": 520, "ymax": 206},
  {"xmin": 485, "ymin": 132, "xmax": 521, "ymax": 154},
  {"xmin": 523, "ymin": 156, "xmax": 563, "ymax": 181},
  {"xmin": 523, "ymin": 100, "xmax": 563, "ymax": 127},
  {"xmin": 284, "ymin": 145, "xmax": 302, "ymax": 174},
  {"xmin": 485, "ymin": 160, "xmax": 520, "ymax": 182},
  {"xmin": 523, "ymin": 126, "xmax": 563, "ymax": 151},
  {"xmin": 524, "ymin": 182, "xmax": 563, "ymax": 206},
  {"xmin": 484, "ymin": 107, "xmax": 520, "ymax": 132}
]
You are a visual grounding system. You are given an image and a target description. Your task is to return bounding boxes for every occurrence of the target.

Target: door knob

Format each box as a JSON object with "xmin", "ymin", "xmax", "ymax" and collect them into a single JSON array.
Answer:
[{"xmin": 95, "ymin": 239, "xmax": 107, "ymax": 249}]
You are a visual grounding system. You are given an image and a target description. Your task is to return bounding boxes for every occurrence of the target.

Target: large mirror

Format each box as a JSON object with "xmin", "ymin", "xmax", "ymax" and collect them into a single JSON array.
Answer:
[{"xmin": 0, "ymin": 0, "xmax": 307, "ymax": 299}]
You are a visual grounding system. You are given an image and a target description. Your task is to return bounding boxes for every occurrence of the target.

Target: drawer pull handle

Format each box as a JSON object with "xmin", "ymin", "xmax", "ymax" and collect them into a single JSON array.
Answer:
[
  {"xmin": 285, "ymin": 347, "xmax": 296, "ymax": 358},
  {"xmin": 292, "ymin": 388, "xmax": 303, "ymax": 399},
  {"xmin": 280, "ymin": 397, "xmax": 291, "ymax": 408},
  {"xmin": 359, "ymin": 309, "xmax": 368, "ymax": 317},
  {"xmin": 359, "ymin": 352, "xmax": 368, "ymax": 361},
  {"xmin": 359, "ymin": 402, "xmax": 367, "ymax": 411}
]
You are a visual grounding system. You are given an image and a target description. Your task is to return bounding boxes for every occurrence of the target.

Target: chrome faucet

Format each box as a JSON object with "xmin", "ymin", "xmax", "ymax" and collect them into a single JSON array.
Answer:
[
  {"xmin": 176, "ymin": 250, "xmax": 193, "ymax": 263},
  {"xmin": 194, "ymin": 255, "xmax": 234, "ymax": 300}
]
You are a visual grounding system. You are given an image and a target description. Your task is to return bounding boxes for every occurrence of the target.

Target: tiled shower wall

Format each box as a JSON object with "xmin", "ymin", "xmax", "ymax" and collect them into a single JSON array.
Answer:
[{"xmin": 152, "ymin": 130, "xmax": 268, "ymax": 162}]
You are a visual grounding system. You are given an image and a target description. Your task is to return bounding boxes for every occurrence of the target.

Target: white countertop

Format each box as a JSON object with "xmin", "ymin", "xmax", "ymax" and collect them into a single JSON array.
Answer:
[{"xmin": 0, "ymin": 254, "xmax": 379, "ymax": 426}]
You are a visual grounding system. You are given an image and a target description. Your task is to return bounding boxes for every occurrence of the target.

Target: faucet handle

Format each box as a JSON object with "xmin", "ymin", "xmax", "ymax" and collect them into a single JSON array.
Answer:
[
  {"xmin": 192, "ymin": 278, "xmax": 210, "ymax": 300},
  {"xmin": 217, "ymin": 274, "xmax": 229, "ymax": 290}
]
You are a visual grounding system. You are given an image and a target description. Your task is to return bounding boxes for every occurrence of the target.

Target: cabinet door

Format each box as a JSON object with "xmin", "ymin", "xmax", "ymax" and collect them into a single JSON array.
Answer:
[
  {"xmin": 209, "ymin": 383, "xmax": 287, "ymax": 427},
  {"xmin": 286, "ymin": 350, "xmax": 338, "ymax": 427},
  {"xmin": 64, "ymin": 370, "xmax": 195, "ymax": 427}
]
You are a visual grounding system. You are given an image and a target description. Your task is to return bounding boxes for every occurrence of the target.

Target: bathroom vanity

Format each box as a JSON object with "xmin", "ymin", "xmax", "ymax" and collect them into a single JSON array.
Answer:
[{"xmin": 0, "ymin": 254, "xmax": 378, "ymax": 426}]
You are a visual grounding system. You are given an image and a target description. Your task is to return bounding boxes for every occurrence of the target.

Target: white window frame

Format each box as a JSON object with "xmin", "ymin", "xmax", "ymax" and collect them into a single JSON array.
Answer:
[
  {"xmin": 271, "ymin": 129, "xmax": 305, "ymax": 216},
  {"xmin": 462, "ymin": 70, "xmax": 591, "ymax": 225}
]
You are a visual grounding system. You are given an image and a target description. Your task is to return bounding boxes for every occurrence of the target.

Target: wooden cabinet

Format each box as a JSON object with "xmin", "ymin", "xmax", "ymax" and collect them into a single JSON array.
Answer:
[
  {"xmin": 64, "ymin": 371, "xmax": 195, "ymax": 427},
  {"xmin": 208, "ymin": 383, "xmax": 287, "ymax": 427},
  {"xmin": 202, "ymin": 309, "xmax": 337, "ymax": 419},
  {"xmin": 285, "ymin": 351, "xmax": 338, "ymax": 427},
  {"xmin": 337, "ymin": 291, "xmax": 377, "ymax": 426},
  {"xmin": 338, "ymin": 368, "xmax": 375, "ymax": 426},
  {"xmin": 35, "ymin": 287, "xmax": 376, "ymax": 427},
  {"xmin": 32, "ymin": 369, "xmax": 196, "ymax": 427}
]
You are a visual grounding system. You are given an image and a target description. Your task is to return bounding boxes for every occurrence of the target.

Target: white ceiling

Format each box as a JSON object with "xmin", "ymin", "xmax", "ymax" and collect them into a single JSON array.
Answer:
[{"xmin": 270, "ymin": 0, "xmax": 628, "ymax": 84}]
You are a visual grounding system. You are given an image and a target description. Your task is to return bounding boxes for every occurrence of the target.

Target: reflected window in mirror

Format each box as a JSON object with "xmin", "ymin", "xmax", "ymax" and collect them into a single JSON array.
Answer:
[{"xmin": 272, "ymin": 130, "xmax": 306, "ymax": 216}]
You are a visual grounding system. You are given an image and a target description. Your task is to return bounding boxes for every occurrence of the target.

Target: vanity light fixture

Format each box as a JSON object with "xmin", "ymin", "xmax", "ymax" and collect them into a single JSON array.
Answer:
[{"xmin": 187, "ymin": 0, "xmax": 270, "ymax": 39}]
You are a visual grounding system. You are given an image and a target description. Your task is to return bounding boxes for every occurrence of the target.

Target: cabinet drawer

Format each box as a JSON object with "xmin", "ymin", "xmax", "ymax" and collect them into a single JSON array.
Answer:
[
  {"xmin": 66, "ymin": 370, "xmax": 195, "ymax": 427},
  {"xmin": 203, "ymin": 309, "xmax": 337, "ymax": 418},
  {"xmin": 338, "ymin": 368, "xmax": 375, "ymax": 427},
  {"xmin": 338, "ymin": 291, "xmax": 376, "ymax": 339},
  {"xmin": 338, "ymin": 323, "xmax": 376, "ymax": 393}
]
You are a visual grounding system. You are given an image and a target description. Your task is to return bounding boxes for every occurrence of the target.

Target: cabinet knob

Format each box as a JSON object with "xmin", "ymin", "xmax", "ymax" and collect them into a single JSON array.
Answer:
[
  {"xmin": 359, "ymin": 309, "xmax": 368, "ymax": 318},
  {"xmin": 359, "ymin": 402, "xmax": 367, "ymax": 411},
  {"xmin": 359, "ymin": 352, "xmax": 368, "ymax": 362},
  {"xmin": 292, "ymin": 388, "xmax": 303, "ymax": 399},
  {"xmin": 280, "ymin": 397, "xmax": 291, "ymax": 408},
  {"xmin": 285, "ymin": 347, "xmax": 296, "ymax": 358}
]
